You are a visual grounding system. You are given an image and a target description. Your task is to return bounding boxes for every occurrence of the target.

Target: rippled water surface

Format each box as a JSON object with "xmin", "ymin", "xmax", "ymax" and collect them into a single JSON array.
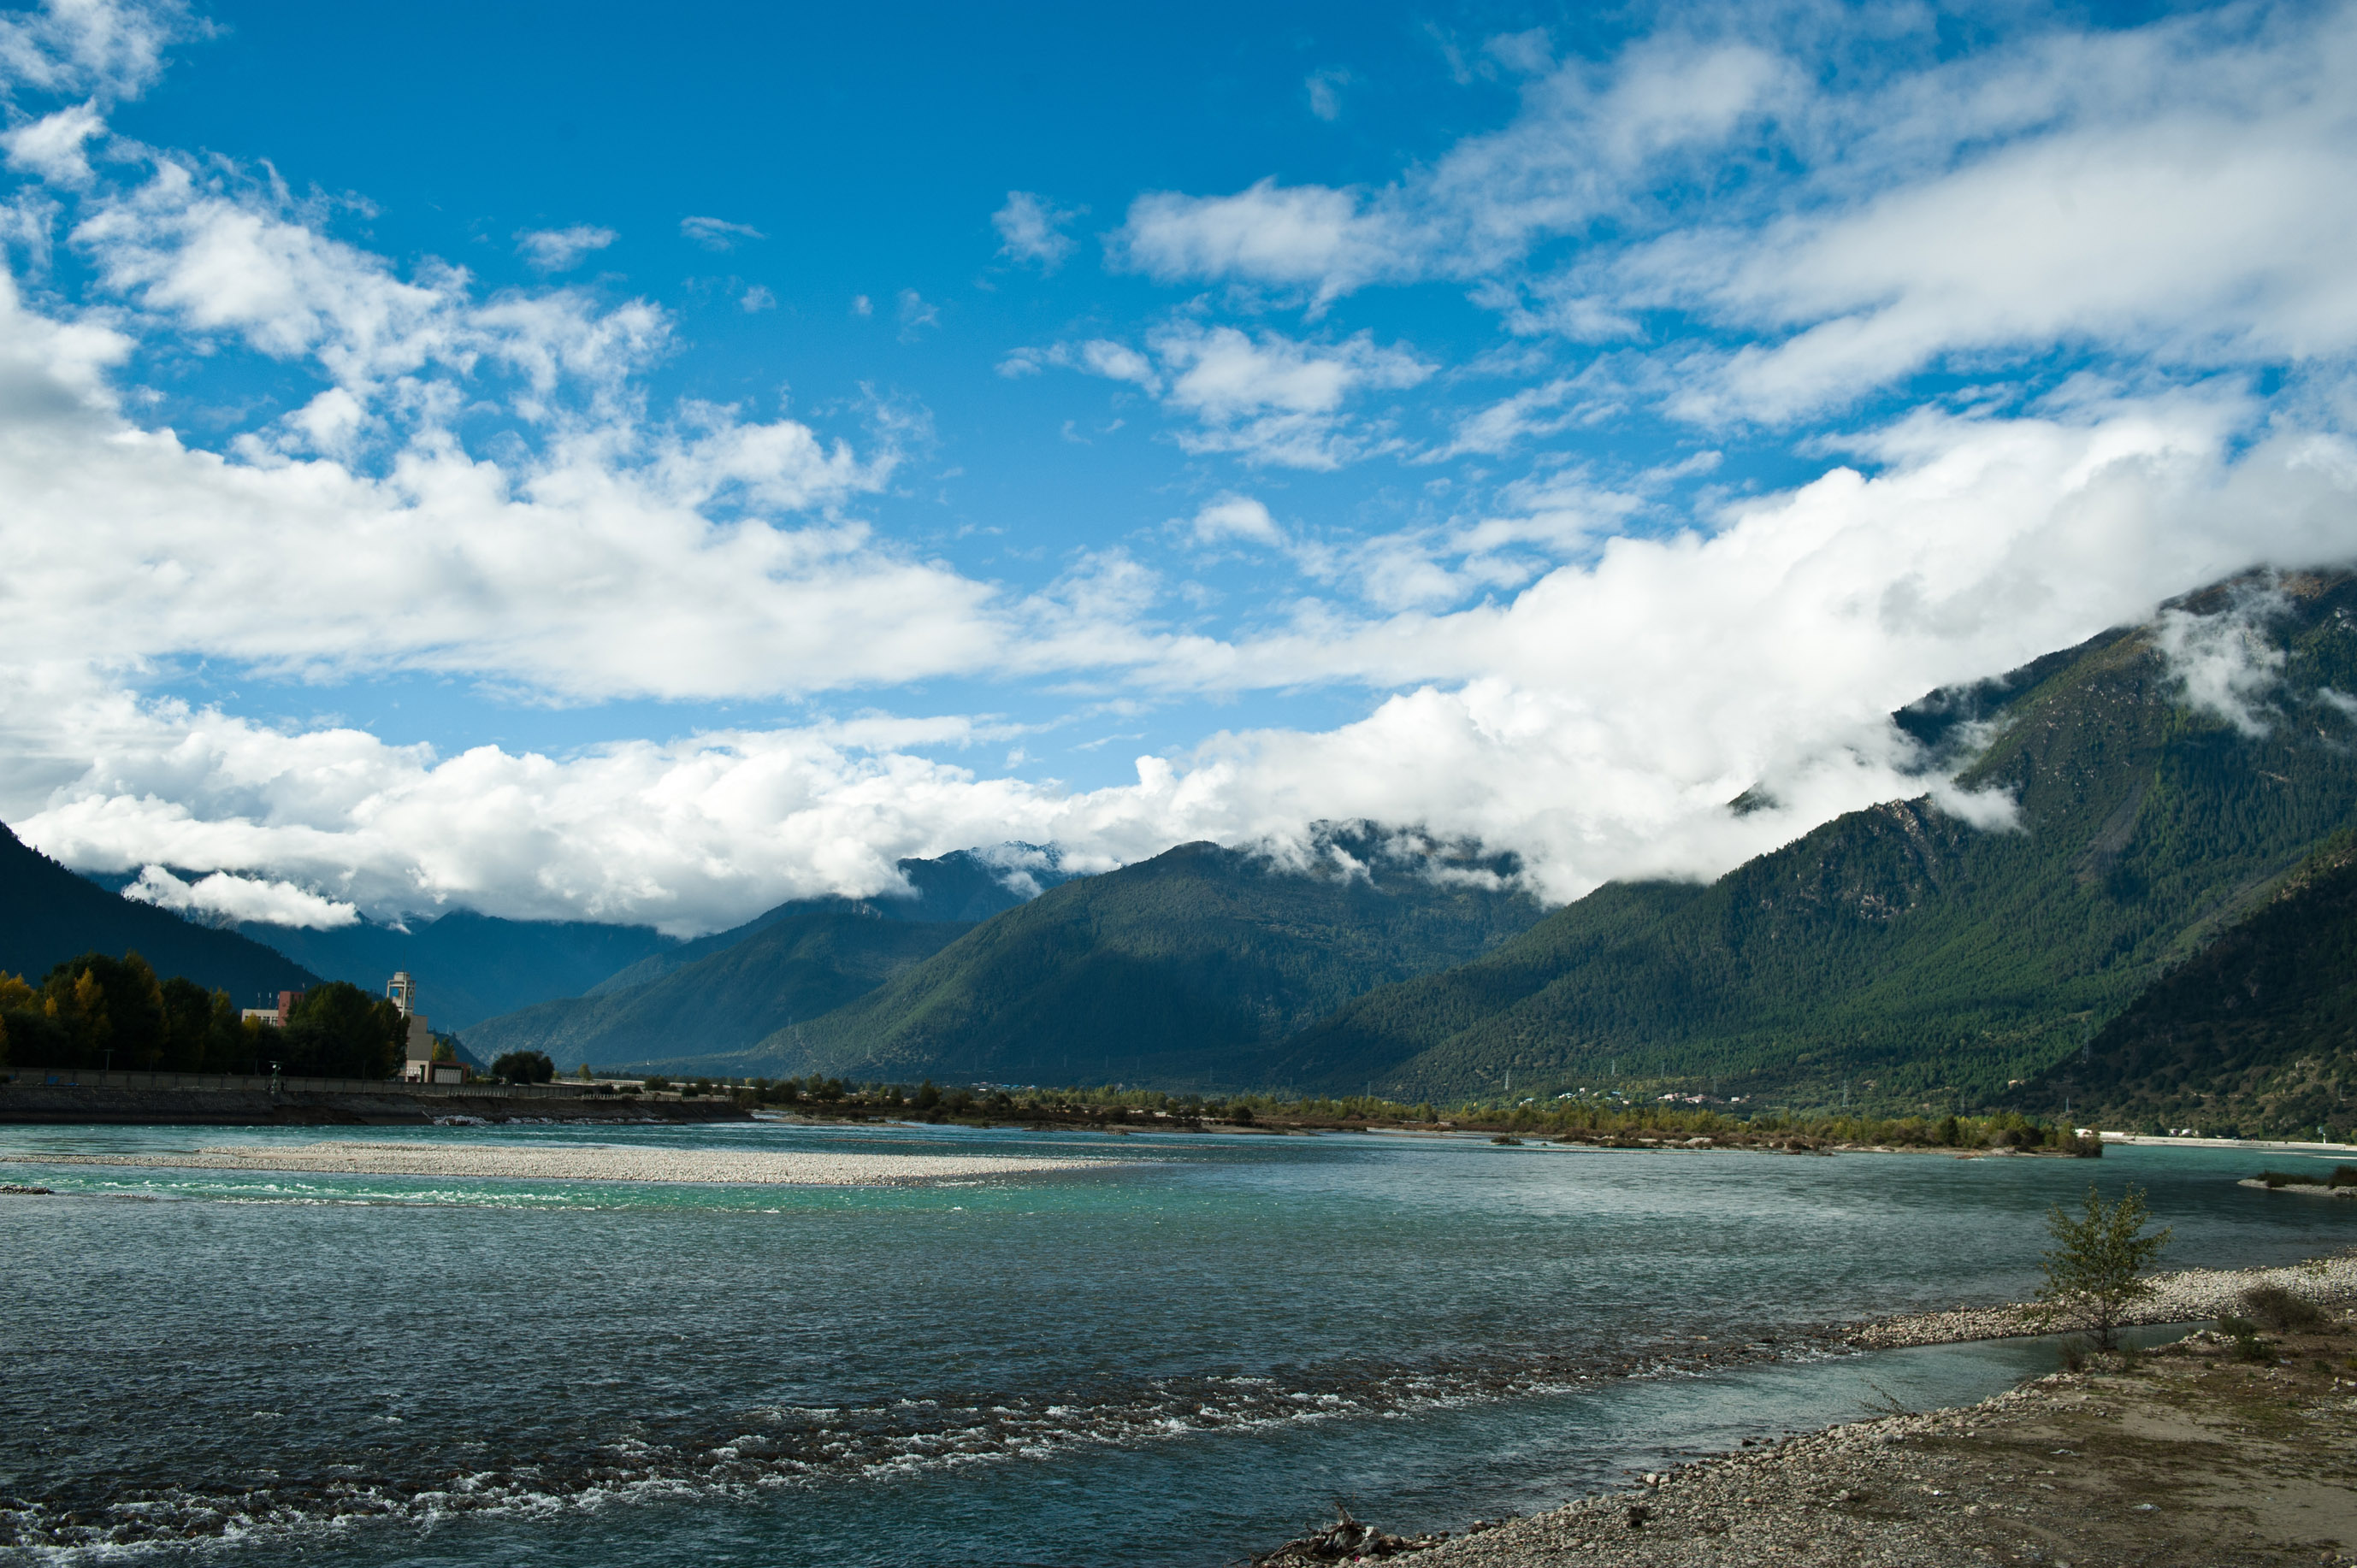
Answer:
[{"xmin": 3, "ymin": 1121, "xmax": 2350, "ymax": 1565}]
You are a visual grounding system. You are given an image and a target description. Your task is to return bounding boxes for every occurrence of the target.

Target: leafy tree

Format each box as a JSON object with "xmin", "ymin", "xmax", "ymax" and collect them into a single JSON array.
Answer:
[
  {"xmin": 278, "ymin": 981, "xmax": 405, "ymax": 1079},
  {"xmin": 2035, "ymin": 1184, "xmax": 2173, "ymax": 1349},
  {"xmin": 493, "ymin": 1049, "xmax": 556, "ymax": 1084},
  {"xmin": 43, "ymin": 952, "xmax": 166, "ymax": 1067}
]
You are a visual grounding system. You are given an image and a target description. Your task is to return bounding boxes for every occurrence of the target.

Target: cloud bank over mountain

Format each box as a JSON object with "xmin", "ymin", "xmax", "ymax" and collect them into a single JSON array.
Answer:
[{"xmin": 1, "ymin": 0, "xmax": 2353, "ymax": 933}]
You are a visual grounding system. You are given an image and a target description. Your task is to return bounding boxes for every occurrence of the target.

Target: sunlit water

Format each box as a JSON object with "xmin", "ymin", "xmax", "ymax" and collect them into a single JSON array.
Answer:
[{"xmin": 3, "ymin": 1121, "xmax": 2348, "ymax": 1565}]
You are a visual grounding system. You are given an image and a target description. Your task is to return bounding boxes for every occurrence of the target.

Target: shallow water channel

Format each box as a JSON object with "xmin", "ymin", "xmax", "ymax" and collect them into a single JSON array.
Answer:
[{"xmin": 3, "ymin": 1122, "xmax": 2348, "ymax": 1565}]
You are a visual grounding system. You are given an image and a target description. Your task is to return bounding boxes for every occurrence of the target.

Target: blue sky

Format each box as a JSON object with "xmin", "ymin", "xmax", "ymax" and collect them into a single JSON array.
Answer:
[{"xmin": 3, "ymin": 0, "xmax": 2354, "ymax": 933}]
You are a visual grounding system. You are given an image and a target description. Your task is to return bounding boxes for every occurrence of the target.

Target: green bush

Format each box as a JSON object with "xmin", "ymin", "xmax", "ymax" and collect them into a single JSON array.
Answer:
[
  {"xmin": 492, "ymin": 1050, "xmax": 555, "ymax": 1084},
  {"xmin": 2241, "ymin": 1283, "xmax": 2325, "ymax": 1332}
]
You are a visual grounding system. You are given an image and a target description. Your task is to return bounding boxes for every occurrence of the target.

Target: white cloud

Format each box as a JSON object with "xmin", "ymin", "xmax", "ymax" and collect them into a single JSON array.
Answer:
[
  {"xmin": 0, "ymin": 0, "xmax": 191, "ymax": 103},
  {"xmin": 1116, "ymin": 7, "xmax": 2357, "ymax": 425},
  {"xmin": 126, "ymin": 865, "xmax": 359, "ymax": 928},
  {"xmin": 1117, "ymin": 178, "xmax": 1395, "ymax": 303},
  {"xmin": 991, "ymin": 190, "xmax": 1077, "ymax": 269},
  {"xmin": 514, "ymin": 223, "xmax": 615, "ymax": 273},
  {"xmin": 740, "ymin": 284, "xmax": 775, "ymax": 313},
  {"xmin": 1305, "ymin": 67, "xmax": 1352, "ymax": 122},
  {"xmin": 1146, "ymin": 322, "xmax": 1433, "ymax": 469},
  {"xmin": 1182, "ymin": 493, "xmax": 1283, "ymax": 547},
  {"xmin": 679, "ymin": 215, "xmax": 763, "ymax": 251},
  {"xmin": 896, "ymin": 287, "xmax": 938, "ymax": 340},
  {"xmin": 1114, "ymin": 37, "xmax": 1786, "ymax": 302},
  {"xmin": 16, "ymin": 396, "xmax": 2352, "ymax": 929},
  {"xmin": 0, "ymin": 151, "xmax": 1043, "ymax": 704},
  {"xmin": 2153, "ymin": 584, "xmax": 2292, "ymax": 736},
  {"xmin": 1050, "ymin": 322, "xmax": 1433, "ymax": 467},
  {"xmin": 3, "ymin": 98, "xmax": 105, "ymax": 186},
  {"xmin": 1078, "ymin": 338, "xmax": 1157, "ymax": 392}
]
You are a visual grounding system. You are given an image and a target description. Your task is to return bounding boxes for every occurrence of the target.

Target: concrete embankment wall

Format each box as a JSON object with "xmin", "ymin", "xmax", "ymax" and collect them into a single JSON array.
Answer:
[{"xmin": 0, "ymin": 1071, "xmax": 749, "ymax": 1125}]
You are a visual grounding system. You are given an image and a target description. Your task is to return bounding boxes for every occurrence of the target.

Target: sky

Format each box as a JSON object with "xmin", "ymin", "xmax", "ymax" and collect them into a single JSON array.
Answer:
[{"xmin": 2, "ymin": 0, "xmax": 2354, "ymax": 935}]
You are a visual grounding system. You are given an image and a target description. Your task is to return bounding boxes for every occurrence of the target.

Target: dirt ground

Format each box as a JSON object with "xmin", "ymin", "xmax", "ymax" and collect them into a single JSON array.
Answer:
[{"xmin": 1263, "ymin": 1317, "xmax": 2357, "ymax": 1567}]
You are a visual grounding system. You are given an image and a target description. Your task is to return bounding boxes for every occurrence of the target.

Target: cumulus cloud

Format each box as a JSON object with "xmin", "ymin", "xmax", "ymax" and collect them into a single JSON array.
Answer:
[
  {"xmin": 1054, "ymin": 323, "xmax": 1433, "ymax": 468},
  {"xmin": 0, "ymin": 0, "xmax": 192, "ymax": 103},
  {"xmin": 679, "ymin": 214, "xmax": 763, "ymax": 251},
  {"xmin": 3, "ymin": 98, "xmax": 104, "ymax": 185},
  {"xmin": 16, "ymin": 397, "xmax": 2355, "ymax": 929},
  {"xmin": 514, "ymin": 223, "xmax": 615, "ymax": 273},
  {"xmin": 126, "ymin": 865, "xmax": 359, "ymax": 928},
  {"xmin": 991, "ymin": 190, "xmax": 1077, "ymax": 268},
  {"xmin": 1182, "ymin": 493, "xmax": 1283, "ymax": 547},
  {"xmin": 1115, "ymin": 6, "xmax": 2357, "ymax": 421}
]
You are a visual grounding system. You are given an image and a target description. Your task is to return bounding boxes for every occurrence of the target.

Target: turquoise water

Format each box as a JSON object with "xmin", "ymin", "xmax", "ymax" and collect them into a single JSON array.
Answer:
[{"xmin": 2, "ymin": 1122, "xmax": 2348, "ymax": 1564}]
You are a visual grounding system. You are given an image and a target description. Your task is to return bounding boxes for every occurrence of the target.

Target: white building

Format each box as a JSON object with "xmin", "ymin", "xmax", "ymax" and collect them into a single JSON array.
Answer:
[{"xmin": 389, "ymin": 971, "xmax": 461, "ymax": 1085}]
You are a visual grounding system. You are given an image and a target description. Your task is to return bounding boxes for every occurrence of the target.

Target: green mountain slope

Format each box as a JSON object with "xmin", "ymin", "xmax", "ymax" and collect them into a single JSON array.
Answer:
[
  {"xmin": 2014, "ymin": 832, "xmax": 2357, "ymax": 1138},
  {"xmin": 1279, "ymin": 571, "xmax": 2357, "ymax": 1109},
  {"xmin": 758, "ymin": 830, "xmax": 1545, "ymax": 1085},
  {"xmin": 463, "ymin": 907, "xmax": 971, "ymax": 1070},
  {"xmin": 462, "ymin": 851, "xmax": 1054, "ymax": 1068},
  {"xmin": 0, "ymin": 823, "xmax": 317, "ymax": 1003}
]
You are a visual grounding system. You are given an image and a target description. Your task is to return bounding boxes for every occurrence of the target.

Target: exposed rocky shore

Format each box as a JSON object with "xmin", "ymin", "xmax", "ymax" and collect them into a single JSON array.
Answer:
[
  {"xmin": 1261, "ymin": 1256, "xmax": 2357, "ymax": 1567},
  {"xmin": 1847, "ymin": 1253, "xmax": 2357, "ymax": 1349}
]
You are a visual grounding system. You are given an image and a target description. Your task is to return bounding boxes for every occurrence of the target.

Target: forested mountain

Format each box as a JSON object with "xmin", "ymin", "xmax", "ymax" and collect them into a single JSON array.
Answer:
[
  {"xmin": 0, "ymin": 823, "xmax": 316, "ymax": 1004},
  {"xmin": 466, "ymin": 907, "xmax": 972, "ymax": 1070},
  {"xmin": 2014, "ymin": 831, "xmax": 2357, "ymax": 1138},
  {"xmin": 463, "ymin": 850, "xmax": 1061, "ymax": 1068},
  {"xmin": 748, "ymin": 829, "xmax": 1545, "ymax": 1085},
  {"xmin": 1270, "ymin": 571, "xmax": 2357, "ymax": 1110}
]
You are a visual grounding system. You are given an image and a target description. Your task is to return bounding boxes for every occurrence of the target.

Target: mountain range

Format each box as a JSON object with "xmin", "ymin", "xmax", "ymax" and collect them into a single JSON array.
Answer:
[
  {"xmin": 461, "ymin": 849, "xmax": 1060, "ymax": 1070},
  {"xmin": 13, "ymin": 569, "xmax": 2357, "ymax": 1134},
  {"xmin": 1269, "ymin": 573, "xmax": 2357, "ymax": 1111}
]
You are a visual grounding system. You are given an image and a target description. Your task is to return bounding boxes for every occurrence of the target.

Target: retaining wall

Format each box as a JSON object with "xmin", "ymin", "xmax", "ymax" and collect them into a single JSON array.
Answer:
[{"xmin": 0, "ymin": 1073, "xmax": 749, "ymax": 1125}]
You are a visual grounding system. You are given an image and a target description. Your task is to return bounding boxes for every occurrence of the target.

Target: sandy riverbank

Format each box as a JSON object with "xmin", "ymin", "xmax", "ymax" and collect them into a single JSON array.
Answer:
[
  {"xmin": 13, "ymin": 1139, "xmax": 1117, "ymax": 1185},
  {"xmin": 1262, "ymin": 1253, "xmax": 2357, "ymax": 1566}
]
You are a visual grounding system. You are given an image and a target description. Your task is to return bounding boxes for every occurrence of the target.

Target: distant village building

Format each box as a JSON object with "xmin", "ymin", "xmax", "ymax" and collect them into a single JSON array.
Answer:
[
  {"xmin": 389, "ymin": 971, "xmax": 461, "ymax": 1084},
  {"xmin": 241, "ymin": 989, "xmax": 304, "ymax": 1029}
]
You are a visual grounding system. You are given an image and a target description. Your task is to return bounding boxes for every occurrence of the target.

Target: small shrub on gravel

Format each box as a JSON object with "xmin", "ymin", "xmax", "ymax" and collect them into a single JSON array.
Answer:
[
  {"xmin": 2035, "ymin": 1185, "xmax": 2173, "ymax": 1350},
  {"xmin": 2057, "ymin": 1336, "xmax": 2090, "ymax": 1372},
  {"xmin": 2241, "ymin": 1282, "xmax": 2326, "ymax": 1332},
  {"xmin": 2230, "ymin": 1333, "xmax": 2278, "ymax": 1365}
]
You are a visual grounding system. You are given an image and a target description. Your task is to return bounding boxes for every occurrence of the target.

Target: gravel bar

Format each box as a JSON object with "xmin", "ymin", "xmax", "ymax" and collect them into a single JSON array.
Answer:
[
  {"xmin": 16, "ymin": 1139, "xmax": 1119, "ymax": 1186},
  {"xmin": 1849, "ymin": 1253, "xmax": 2357, "ymax": 1348}
]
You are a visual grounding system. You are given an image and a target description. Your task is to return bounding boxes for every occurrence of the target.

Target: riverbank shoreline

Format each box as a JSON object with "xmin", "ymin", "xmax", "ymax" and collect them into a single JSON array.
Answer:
[
  {"xmin": 4, "ymin": 1137, "xmax": 1117, "ymax": 1186},
  {"xmin": 1261, "ymin": 1252, "xmax": 2357, "ymax": 1566}
]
